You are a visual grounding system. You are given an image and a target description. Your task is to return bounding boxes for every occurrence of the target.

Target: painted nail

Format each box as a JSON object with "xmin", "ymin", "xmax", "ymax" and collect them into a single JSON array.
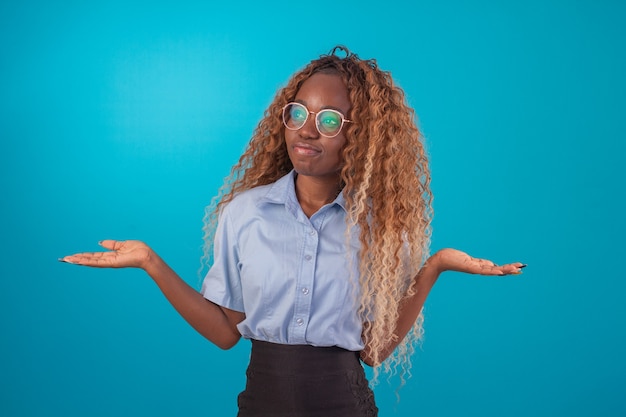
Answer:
[{"xmin": 519, "ymin": 264, "xmax": 528, "ymax": 269}]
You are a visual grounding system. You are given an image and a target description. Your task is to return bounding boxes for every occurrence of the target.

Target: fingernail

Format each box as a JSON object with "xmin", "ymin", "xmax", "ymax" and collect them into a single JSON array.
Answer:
[
  {"xmin": 58, "ymin": 257, "xmax": 74, "ymax": 264},
  {"xmin": 520, "ymin": 264, "xmax": 528, "ymax": 269}
]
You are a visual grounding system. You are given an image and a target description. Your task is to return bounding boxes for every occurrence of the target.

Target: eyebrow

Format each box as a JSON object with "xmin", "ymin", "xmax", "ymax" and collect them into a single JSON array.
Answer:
[{"xmin": 294, "ymin": 99, "xmax": 349, "ymax": 115}]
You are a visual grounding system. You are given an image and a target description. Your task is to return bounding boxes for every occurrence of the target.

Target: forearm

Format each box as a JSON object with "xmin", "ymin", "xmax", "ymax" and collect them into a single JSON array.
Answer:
[
  {"xmin": 143, "ymin": 252, "xmax": 242, "ymax": 349},
  {"xmin": 390, "ymin": 259, "xmax": 440, "ymax": 349},
  {"xmin": 362, "ymin": 252, "xmax": 442, "ymax": 365},
  {"xmin": 361, "ymin": 247, "xmax": 523, "ymax": 365}
]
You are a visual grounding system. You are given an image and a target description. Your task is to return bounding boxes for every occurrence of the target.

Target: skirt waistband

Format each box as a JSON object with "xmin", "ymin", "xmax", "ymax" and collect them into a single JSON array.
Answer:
[{"xmin": 249, "ymin": 340, "xmax": 361, "ymax": 376}]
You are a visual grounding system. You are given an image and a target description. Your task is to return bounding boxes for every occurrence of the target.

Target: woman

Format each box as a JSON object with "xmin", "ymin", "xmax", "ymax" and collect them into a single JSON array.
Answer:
[{"xmin": 61, "ymin": 46, "xmax": 524, "ymax": 416}]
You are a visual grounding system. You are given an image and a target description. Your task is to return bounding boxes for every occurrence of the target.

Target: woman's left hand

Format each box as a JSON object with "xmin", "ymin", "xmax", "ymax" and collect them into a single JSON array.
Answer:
[{"xmin": 431, "ymin": 248, "xmax": 525, "ymax": 276}]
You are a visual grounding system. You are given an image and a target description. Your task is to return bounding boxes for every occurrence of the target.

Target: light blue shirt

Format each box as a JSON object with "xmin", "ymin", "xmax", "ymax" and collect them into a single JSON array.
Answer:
[{"xmin": 201, "ymin": 171, "xmax": 364, "ymax": 351}]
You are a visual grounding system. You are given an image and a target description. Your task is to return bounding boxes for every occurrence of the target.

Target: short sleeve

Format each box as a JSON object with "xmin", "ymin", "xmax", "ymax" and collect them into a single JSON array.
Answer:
[{"xmin": 200, "ymin": 205, "xmax": 245, "ymax": 312}]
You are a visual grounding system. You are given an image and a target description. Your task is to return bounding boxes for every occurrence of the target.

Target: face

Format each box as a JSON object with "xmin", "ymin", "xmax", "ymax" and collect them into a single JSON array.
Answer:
[{"xmin": 284, "ymin": 73, "xmax": 351, "ymax": 182}]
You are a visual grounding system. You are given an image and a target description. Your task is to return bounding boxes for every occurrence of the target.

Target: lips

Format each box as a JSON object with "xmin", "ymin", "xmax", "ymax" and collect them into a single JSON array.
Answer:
[{"xmin": 292, "ymin": 142, "xmax": 321, "ymax": 156}]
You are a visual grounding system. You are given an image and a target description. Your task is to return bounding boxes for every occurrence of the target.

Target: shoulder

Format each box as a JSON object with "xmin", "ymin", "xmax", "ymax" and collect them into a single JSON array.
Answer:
[
  {"xmin": 225, "ymin": 172, "xmax": 293, "ymax": 212},
  {"xmin": 216, "ymin": 178, "xmax": 293, "ymax": 242},
  {"xmin": 225, "ymin": 182, "xmax": 277, "ymax": 214}
]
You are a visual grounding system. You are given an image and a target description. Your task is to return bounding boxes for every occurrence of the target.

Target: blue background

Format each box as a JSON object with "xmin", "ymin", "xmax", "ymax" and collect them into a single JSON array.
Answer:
[{"xmin": 1, "ymin": 1, "xmax": 624, "ymax": 416}]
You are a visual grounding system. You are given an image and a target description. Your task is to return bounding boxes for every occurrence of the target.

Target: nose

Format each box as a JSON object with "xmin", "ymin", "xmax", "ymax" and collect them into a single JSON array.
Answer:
[{"xmin": 298, "ymin": 112, "xmax": 320, "ymax": 139}]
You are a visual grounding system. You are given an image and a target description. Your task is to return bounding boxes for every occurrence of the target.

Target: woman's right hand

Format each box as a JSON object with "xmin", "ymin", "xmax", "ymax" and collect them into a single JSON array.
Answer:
[
  {"xmin": 60, "ymin": 239, "xmax": 243, "ymax": 348},
  {"xmin": 60, "ymin": 240, "xmax": 153, "ymax": 270}
]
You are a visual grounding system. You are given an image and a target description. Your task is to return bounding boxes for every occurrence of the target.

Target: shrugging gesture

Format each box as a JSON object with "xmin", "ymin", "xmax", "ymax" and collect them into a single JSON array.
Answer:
[{"xmin": 60, "ymin": 46, "xmax": 525, "ymax": 415}]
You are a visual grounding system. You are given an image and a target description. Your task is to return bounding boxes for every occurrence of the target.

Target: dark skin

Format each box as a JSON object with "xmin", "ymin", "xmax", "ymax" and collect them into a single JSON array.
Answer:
[
  {"xmin": 284, "ymin": 74, "xmax": 350, "ymax": 216},
  {"xmin": 61, "ymin": 73, "xmax": 525, "ymax": 363},
  {"xmin": 61, "ymin": 240, "xmax": 523, "ymax": 362}
]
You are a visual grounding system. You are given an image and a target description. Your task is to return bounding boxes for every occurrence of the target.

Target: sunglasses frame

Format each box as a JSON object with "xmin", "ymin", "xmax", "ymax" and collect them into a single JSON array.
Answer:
[{"xmin": 282, "ymin": 102, "xmax": 352, "ymax": 138}]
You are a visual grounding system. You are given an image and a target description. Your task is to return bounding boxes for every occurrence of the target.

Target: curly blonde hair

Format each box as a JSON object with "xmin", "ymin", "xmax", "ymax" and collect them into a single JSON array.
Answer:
[{"xmin": 202, "ymin": 46, "xmax": 433, "ymax": 382}]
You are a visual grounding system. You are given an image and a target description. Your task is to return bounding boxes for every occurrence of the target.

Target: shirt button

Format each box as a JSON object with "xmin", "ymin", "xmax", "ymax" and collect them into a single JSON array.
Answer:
[
  {"xmin": 304, "ymin": 254, "xmax": 312, "ymax": 261},
  {"xmin": 309, "ymin": 229, "xmax": 316, "ymax": 236},
  {"xmin": 301, "ymin": 287, "xmax": 309, "ymax": 295},
  {"xmin": 296, "ymin": 318, "xmax": 304, "ymax": 326}
]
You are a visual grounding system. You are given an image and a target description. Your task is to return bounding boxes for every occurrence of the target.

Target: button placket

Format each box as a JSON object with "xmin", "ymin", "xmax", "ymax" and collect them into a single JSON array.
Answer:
[{"xmin": 290, "ymin": 223, "xmax": 318, "ymax": 343}]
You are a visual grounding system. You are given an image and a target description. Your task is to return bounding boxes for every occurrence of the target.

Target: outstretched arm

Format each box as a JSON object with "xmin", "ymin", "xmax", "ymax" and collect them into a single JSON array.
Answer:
[
  {"xmin": 361, "ymin": 248, "xmax": 525, "ymax": 365},
  {"xmin": 60, "ymin": 240, "xmax": 245, "ymax": 349}
]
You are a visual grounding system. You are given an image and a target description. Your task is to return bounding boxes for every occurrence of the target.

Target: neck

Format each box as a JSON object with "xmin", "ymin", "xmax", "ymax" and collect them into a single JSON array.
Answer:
[{"xmin": 294, "ymin": 174, "xmax": 342, "ymax": 217}]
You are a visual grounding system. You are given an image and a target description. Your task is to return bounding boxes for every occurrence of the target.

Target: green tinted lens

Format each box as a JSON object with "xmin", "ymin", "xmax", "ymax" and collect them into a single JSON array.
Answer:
[
  {"xmin": 317, "ymin": 110, "xmax": 342, "ymax": 135},
  {"xmin": 287, "ymin": 104, "xmax": 308, "ymax": 128}
]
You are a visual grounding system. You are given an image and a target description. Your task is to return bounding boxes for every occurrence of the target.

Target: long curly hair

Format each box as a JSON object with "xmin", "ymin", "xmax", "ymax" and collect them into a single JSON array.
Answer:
[{"xmin": 202, "ymin": 46, "xmax": 433, "ymax": 382}]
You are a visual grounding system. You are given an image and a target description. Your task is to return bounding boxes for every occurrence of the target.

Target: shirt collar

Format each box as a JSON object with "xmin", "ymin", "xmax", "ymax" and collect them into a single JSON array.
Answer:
[{"xmin": 260, "ymin": 170, "xmax": 347, "ymax": 213}]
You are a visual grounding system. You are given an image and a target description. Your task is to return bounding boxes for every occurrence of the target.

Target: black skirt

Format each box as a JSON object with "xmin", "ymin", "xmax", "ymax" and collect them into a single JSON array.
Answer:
[{"xmin": 237, "ymin": 340, "xmax": 378, "ymax": 417}]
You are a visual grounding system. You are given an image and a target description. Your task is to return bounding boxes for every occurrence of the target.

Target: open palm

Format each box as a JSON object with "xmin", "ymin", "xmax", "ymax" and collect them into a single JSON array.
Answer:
[
  {"xmin": 435, "ymin": 248, "xmax": 525, "ymax": 276},
  {"xmin": 60, "ymin": 240, "xmax": 152, "ymax": 269}
]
